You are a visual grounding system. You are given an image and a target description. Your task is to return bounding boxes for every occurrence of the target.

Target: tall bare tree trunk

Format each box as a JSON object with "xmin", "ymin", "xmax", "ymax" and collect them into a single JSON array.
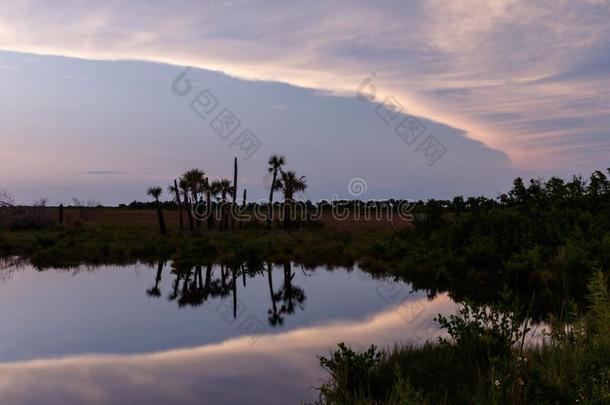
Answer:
[
  {"xmin": 267, "ymin": 262, "xmax": 278, "ymax": 323},
  {"xmin": 267, "ymin": 172, "xmax": 277, "ymax": 229},
  {"xmin": 232, "ymin": 157, "xmax": 238, "ymax": 229},
  {"xmin": 283, "ymin": 195, "xmax": 292, "ymax": 230}
]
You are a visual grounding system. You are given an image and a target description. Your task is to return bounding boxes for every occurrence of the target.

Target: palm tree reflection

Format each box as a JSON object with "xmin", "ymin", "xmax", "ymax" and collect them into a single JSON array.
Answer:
[
  {"xmin": 146, "ymin": 261, "xmax": 165, "ymax": 298},
  {"xmin": 154, "ymin": 260, "xmax": 307, "ymax": 327},
  {"xmin": 267, "ymin": 261, "xmax": 282, "ymax": 326},
  {"xmin": 277, "ymin": 262, "xmax": 306, "ymax": 317}
]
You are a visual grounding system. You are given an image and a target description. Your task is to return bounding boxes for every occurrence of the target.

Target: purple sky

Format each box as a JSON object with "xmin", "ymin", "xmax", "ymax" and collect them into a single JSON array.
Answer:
[{"xmin": 0, "ymin": 1, "xmax": 609, "ymax": 204}]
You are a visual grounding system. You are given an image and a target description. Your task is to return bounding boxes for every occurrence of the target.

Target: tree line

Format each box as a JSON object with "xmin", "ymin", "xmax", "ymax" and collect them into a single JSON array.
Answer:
[{"xmin": 146, "ymin": 154, "xmax": 307, "ymax": 234}]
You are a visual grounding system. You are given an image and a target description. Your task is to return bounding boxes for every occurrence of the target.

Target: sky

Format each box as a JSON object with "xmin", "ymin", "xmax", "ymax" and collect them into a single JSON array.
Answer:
[{"xmin": 0, "ymin": 0, "xmax": 609, "ymax": 205}]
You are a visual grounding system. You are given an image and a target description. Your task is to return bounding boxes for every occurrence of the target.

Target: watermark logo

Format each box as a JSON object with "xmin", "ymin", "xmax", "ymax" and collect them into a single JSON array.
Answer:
[
  {"xmin": 375, "ymin": 277, "xmax": 427, "ymax": 329},
  {"xmin": 376, "ymin": 278, "xmax": 405, "ymax": 302},
  {"xmin": 236, "ymin": 314, "xmax": 268, "ymax": 345},
  {"xmin": 171, "ymin": 67, "xmax": 263, "ymax": 160},
  {"xmin": 356, "ymin": 71, "xmax": 377, "ymax": 102},
  {"xmin": 415, "ymin": 135, "xmax": 447, "ymax": 166},
  {"xmin": 191, "ymin": 195, "xmax": 419, "ymax": 224},
  {"xmin": 348, "ymin": 177, "xmax": 368, "ymax": 197},
  {"xmin": 395, "ymin": 116, "xmax": 426, "ymax": 146},
  {"xmin": 192, "ymin": 177, "xmax": 421, "ymax": 224},
  {"xmin": 216, "ymin": 296, "xmax": 247, "ymax": 325},
  {"xmin": 216, "ymin": 296, "xmax": 268, "ymax": 345},
  {"xmin": 210, "ymin": 108, "xmax": 241, "ymax": 139},
  {"xmin": 357, "ymin": 73, "xmax": 447, "ymax": 166},
  {"xmin": 262, "ymin": 172, "xmax": 274, "ymax": 190}
]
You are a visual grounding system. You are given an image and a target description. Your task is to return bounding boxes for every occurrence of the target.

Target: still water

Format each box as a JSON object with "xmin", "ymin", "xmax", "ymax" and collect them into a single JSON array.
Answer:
[{"xmin": 0, "ymin": 260, "xmax": 457, "ymax": 404}]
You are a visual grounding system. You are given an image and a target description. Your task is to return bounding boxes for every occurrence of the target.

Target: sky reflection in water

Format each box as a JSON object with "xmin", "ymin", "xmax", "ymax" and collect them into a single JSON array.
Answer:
[{"xmin": 0, "ymin": 262, "xmax": 457, "ymax": 404}]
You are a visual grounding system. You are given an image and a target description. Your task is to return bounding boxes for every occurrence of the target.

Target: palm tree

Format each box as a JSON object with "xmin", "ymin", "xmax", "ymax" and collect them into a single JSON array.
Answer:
[
  {"xmin": 278, "ymin": 261, "xmax": 305, "ymax": 316},
  {"xmin": 277, "ymin": 170, "xmax": 307, "ymax": 229},
  {"xmin": 182, "ymin": 169, "xmax": 205, "ymax": 228},
  {"xmin": 267, "ymin": 262, "xmax": 282, "ymax": 326},
  {"xmin": 182, "ymin": 169, "xmax": 205, "ymax": 202},
  {"xmin": 219, "ymin": 179, "xmax": 232, "ymax": 202},
  {"xmin": 146, "ymin": 261, "xmax": 165, "ymax": 298},
  {"xmin": 267, "ymin": 154, "xmax": 286, "ymax": 228},
  {"xmin": 179, "ymin": 178, "xmax": 195, "ymax": 230},
  {"xmin": 232, "ymin": 157, "xmax": 238, "ymax": 229},
  {"xmin": 168, "ymin": 180, "xmax": 184, "ymax": 231},
  {"xmin": 219, "ymin": 178, "xmax": 233, "ymax": 231},
  {"xmin": 209, "ymin": 179, "xmax": 223, "ymax": 229},
  {"xmin": 201, "ymin": 177, "xmax": 215, "ymax": 229},
  {"xmin": 147, "ymin": 186, "xmax": 167, "ymax": 235}
]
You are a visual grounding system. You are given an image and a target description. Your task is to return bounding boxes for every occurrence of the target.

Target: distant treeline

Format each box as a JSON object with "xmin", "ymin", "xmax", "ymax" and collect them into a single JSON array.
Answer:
[
  {"xmin": 121, "ymin": 168, "xmax": 610, "ymax": 212},
  {"xmin": 3, "ymin": 169, "xmax": 610, "ymax": 316},
  {"xmin": 317, "ymin": 170, "xmax": 610, "ymax": 405},
  {"xmin": 360, "ymin": 168, "xmax": 610, "ymax": 318}
]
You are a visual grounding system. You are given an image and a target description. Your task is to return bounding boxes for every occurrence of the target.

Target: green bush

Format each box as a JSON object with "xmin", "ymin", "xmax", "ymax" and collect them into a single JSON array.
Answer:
[{"xmin": 316, "ymin": 271, "xmax": 610, "ymax": 404}]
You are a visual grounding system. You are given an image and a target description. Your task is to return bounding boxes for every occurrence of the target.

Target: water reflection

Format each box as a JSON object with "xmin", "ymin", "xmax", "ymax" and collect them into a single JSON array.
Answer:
[
  {"xmin": 0, "ymin": 294, "xmax": 455, "ymax": 404},
  {"xmin": 147, "ymin": 261, "xmax": 308, "ymax": 327},
  {"xmin": 0, "ymin": 260, "xmax": 457, "ymax": 404}
]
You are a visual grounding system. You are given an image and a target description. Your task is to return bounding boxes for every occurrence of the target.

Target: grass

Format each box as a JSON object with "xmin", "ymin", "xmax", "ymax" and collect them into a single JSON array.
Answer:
[
  {"xmin": 0, "ymin": 216, "xmax": 602, "ymax": 320},
  {"xmin": 0, "ymin": 223, "xmax": 386, "ymax": 269},
  {"xmin": 316, "ymin": 272, "xmax": 610, "ymax": 404},
  {"xmin": 37, "ymin": 207, "xmax": 415, "ymax": 232},
  {"xmin": 3, "ymin": 188, "xmax": 610, "ymax": 403}
]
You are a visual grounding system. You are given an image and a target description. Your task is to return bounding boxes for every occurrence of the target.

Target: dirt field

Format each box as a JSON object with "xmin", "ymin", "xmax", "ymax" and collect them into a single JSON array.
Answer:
[{"xmin": 52, "ymin": 208, "xmax": 415, "ymax": 231}]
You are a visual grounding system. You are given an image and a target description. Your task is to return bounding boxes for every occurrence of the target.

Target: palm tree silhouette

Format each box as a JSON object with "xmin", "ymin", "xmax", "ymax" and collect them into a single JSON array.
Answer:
[
  {"xmin": 168, "ymin": 180, "xmax": 184, "ymax": 231},
  {"xmin": 277, "ymin": 171, "xmax": 307, "ymax": 229},
  {"xmin": 204, "ymin": 264, "xmax": 213, "ymax": 299},
  {"xmin": 147, "ymin": 186, "xmax": 167, "ymax": 235},
  {"xmin": 178, "ymin": 178, "xmax": 195, "ymax": 231},
  {"xmin": 201, "ymin": 176, "xmax": 214, "ymax": 229},
  {"xmin": 182, "ymin": 169, "xmax": 205, "ymax": 202},
  {"xmin": 168, "ymin": 272, "xmax": 182, "ymax": 301},
  {"xmin": 210, "ymin": 179, "xmax": 223, "ymax": 229},
  {"xmin": 146, "ymin": 261, "xmax": 165, "ymax": 298},
  {"xmin": 219, "ymin": 178, "xmax": 233, "ymax": 231},
  {"xmin": 266, "ymin": 261, "xmax": 283, "ymax": 326},
  {"xmin": 182, "ymin": 169, "xmax": 205, "ymax": 228},
  {"xmin": 267, "ymin": 154, "xmax": 286, "ymax": 228},
  {"xmin": 275, "ymin": 262, "xmax": 306, "ymax": 319}
]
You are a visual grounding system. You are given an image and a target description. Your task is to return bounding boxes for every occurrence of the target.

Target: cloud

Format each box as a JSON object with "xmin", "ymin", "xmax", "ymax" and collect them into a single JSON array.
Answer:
[
  {"xmin": 0, "ymin": 0, "xmax": 608, "ymax": 169},
  {"xmin": 0, "ymin": 51, "xmax": 521, "ymax": 204},
  {"xmin": 0, "ymin": 296, "xmax": 455, "ymax": 404}
]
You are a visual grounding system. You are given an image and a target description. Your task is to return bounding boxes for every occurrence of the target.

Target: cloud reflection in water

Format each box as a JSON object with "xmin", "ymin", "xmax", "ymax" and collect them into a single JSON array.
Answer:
[{"xmin": 0, "ymin": 294, "xmax": 456, "ymax": 404}]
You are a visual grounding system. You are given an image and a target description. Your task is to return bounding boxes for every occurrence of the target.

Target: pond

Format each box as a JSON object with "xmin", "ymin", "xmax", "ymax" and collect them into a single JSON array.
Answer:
[{"xmin": 0, "ymin": 260, "xmax": 459, "ymax": 404}]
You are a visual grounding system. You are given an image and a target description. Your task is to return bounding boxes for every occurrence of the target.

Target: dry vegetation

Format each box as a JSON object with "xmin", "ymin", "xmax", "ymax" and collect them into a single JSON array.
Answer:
[{"xmin": 41, "ymin": 207, "xmax": 415, "ymax": 231}]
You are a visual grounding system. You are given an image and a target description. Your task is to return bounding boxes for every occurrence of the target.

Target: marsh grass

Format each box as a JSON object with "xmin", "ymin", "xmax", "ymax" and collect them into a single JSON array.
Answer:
[
  {"xmin": 316, "ymin": 271, "xmax": 610, "ymax": 404},
  {"xmin": 0, "ymin": 218, "xmax": 604, "ymax": 321},
  {"xmin": 0, "ymin": 224, "xmax": 377, "ymax": 269}
]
